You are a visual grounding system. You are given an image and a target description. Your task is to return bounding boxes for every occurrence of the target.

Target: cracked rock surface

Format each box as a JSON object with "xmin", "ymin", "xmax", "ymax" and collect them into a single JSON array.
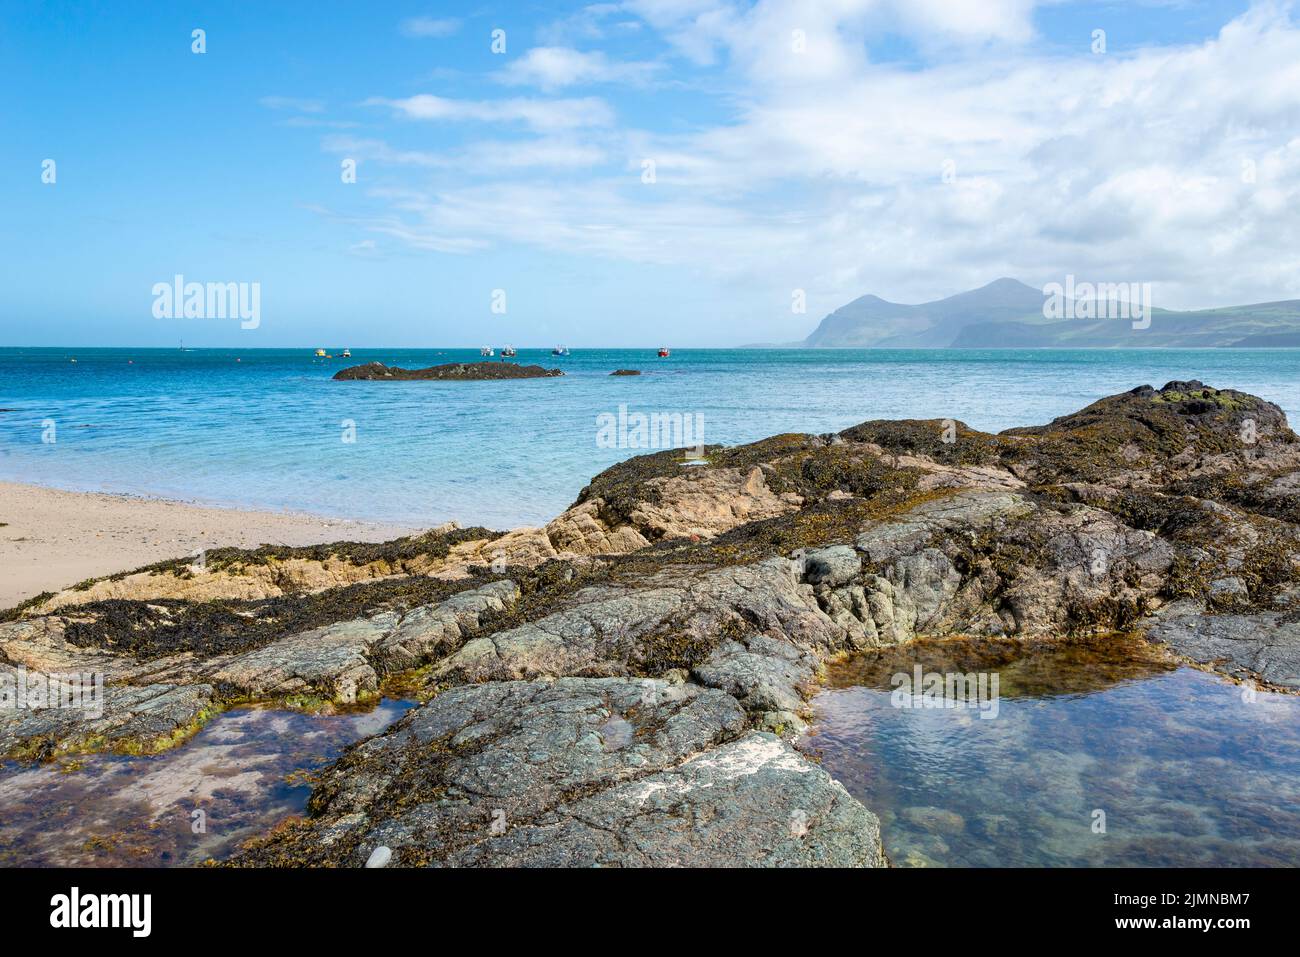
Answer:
[{"xmin": 231, "ymin": 677, "xmax": 879, "ymax": 867}]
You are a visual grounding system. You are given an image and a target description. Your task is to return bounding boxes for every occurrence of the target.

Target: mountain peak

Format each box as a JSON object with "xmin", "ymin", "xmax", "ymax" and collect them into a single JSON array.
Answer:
[
  {"xmin": 793, "ymin": 277, "xmax": 1300, "ymax": 349},
  {"xmin": 801, "ymin": 278, "xmax": 1044, "ymax": 348},
  {"xmin": 978, "ymin": 277, "xmax": 1039, "ymax": 294}
]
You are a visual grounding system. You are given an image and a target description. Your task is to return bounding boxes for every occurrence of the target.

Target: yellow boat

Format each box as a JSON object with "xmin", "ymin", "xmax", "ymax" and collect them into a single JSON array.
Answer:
[{"xmin": 315, "ymin": 348, "xmax": 328, "ymax": 357}]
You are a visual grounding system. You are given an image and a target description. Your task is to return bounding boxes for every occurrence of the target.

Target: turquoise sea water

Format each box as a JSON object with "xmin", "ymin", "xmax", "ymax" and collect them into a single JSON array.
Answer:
[{"xmin": 1, "ymin": 347, "xmax": 1298, "ymax": 527}]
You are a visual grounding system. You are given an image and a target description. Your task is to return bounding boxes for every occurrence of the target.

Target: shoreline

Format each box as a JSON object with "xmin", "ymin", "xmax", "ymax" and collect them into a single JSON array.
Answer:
[{"xmin": 0, "ymin": 480, "xmax": 420, "ymax": 609}]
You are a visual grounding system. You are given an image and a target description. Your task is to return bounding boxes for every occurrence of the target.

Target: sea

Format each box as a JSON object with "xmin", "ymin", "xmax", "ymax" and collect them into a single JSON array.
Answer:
[{"xmin": 1, "ymin": 347, "xmax": 1298, "ymax": 529}]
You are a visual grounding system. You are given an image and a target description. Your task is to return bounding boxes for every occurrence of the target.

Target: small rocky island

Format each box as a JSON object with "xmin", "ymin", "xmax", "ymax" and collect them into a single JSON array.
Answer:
[
  {"xmin": 333, "ymin": 361, "xmax": 563, "ymax": 381},
  {"xmin": 4, "ymin": 381, "xmax": 1299, "ymax": 866},
  {"xmin": 610, "ymin": 369, "xmax": 642, "ymax": 376}
]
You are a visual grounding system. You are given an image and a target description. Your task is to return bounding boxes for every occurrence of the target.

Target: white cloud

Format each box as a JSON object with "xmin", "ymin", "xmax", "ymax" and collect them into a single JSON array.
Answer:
[
  {"xmin": 322, "ymin": 134, "xmax": 608, "ymax": 170},
  {"xmin": 620, "ymin": 0, "xmax": 1042, "ymax": 68},
  {"xmin": 364, "ymin": 94, "xmax": 615, "ymax": 131},
  {"xmin": 537, "ymin": 4, "xmax": 645, "ymax": 44},
  {"xmin": 891, "ymin": 0, "xmax": 1040, "ymax": 44},
  {"xmin": 498, "ymin": 46, "xmax": 661, "ymax": 90},
  {"xmin": 329, "ymin": 2, "xmax": 1300, "ymax": 314}
]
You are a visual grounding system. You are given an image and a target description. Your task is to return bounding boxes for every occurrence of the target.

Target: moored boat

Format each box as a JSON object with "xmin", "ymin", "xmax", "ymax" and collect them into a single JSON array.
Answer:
[
  {"xmin": 502, "ymin": 346, "xmax": 517, "ymax": 358},
  {"xmin": 657, "ymin": 347, "xmax": 670, "ymax": 357}
]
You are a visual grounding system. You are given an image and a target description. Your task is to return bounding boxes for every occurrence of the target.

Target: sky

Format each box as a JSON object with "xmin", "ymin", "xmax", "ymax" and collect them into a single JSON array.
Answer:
[{"xmin": 2, "ymin": 0, "xmax": 1297, "ymax": 347}]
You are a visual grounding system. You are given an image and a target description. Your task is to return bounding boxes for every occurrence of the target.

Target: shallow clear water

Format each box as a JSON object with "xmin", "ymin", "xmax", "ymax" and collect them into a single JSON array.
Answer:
[
  {"xmin": 804, "ymin": 637, "xmax": 1300, "ymax": 867},
  {"xmin": 3, "ymin": 347, "xmax": 1300, "ymax": 527},
  {"xmin": 0, "ymin": 698, "xmax": 414, "ymax": 867}
]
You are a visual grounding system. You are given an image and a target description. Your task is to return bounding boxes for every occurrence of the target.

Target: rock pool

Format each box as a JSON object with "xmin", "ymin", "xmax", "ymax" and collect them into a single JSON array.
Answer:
[
  {"xmin": 803, "ymin": 635, "xmax": 1300, "ymax": 867},
  {"xmin": 0, "ymin": 698, "xmax": 414, "ymax": 867}
]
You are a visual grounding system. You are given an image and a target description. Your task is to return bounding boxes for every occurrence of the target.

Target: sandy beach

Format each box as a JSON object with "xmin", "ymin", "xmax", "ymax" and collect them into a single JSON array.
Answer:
[{"xmin": 0, "ymin": 481, "xmax": 419, "ymax": 609}]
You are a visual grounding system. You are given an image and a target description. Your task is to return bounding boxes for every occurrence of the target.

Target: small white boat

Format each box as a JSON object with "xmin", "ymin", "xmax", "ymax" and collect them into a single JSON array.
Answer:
[
  {"xmin": 552, "ymin": 345, "xmax": 570, "ymax": 356},
  {"xmin": 341, "ymin": 349, "xmax": 351, "ymax": 358},
  {"xmin": 502, "ymin": 346, "xmax": 517, "ymax": 358},
  {"xmin": 480, "ymin": 347, "xmax": 494, "ymax": 357}
]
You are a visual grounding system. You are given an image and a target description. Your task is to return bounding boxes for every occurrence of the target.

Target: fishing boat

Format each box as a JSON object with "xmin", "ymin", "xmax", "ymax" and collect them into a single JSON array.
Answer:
[
  {"xmin": 552, "ymin": 345, "xmax": 570, "ymax": 356},
  {"xmin": 501, "ymin": 346, "xmax": 517, "ymax": 358},
  {"xmin": 480, "ymin": 347, "xmax": 494, "ymax": 357},
  {"xmin": 315, "ymin": 348, "xmax": 328, "ymax": 357},
  {"xmin": 341, "ymin": 349, "xmax": 351, "ymax": 358},
  {"xmin": 657, "ymin": 347, "xmax": 670, "ymax": 358}
]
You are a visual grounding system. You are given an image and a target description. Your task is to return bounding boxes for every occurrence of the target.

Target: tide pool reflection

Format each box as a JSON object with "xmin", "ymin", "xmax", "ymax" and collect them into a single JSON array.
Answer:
[
  {"xmin": 0, "ymin": 698, "xmax": 414, "ymax": 867},
  {"xmin": 804, "ymin": 635, "xmax": 1300, "ymax": 867}
]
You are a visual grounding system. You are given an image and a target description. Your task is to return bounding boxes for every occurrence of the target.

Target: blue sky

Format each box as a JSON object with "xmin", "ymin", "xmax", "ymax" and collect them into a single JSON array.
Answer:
[{"xmin": 6, "ymin": 0, "xmax": 1297, "ymax": 348}]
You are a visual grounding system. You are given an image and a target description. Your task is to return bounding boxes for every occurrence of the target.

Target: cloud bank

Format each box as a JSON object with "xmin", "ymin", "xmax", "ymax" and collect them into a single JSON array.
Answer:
[{"xmin": 325, "ymin": 1, "xmax": 1300, "ymax": 311}]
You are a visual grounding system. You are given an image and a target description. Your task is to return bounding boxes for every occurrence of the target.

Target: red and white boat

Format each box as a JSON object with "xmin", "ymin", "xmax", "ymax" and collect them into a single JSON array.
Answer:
[{"xmin": 657, "ymin": 347, "xmax": 670, "ymax": 357}]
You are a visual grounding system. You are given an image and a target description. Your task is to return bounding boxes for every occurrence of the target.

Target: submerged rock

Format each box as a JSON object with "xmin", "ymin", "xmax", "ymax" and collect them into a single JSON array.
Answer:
[{"xmin": 901, "ymin": 805, "xmax": 966, "ymax": 834}]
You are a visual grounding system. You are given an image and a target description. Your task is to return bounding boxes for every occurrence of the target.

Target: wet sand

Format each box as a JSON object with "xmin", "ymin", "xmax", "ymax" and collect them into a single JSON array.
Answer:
[{"xmin": 0, "ymin": 481, "xmax": 419, "ymax": 609}]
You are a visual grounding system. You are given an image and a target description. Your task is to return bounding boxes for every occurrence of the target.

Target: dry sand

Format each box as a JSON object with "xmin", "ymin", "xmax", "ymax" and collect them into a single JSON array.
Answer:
[{"xmin": 0, "ymin": 481, "xmax": 419, "ymax": 609}]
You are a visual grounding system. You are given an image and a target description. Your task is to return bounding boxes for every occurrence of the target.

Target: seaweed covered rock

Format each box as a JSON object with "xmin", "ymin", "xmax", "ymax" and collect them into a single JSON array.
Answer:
[
  {"xmin": 333, "ymin": 361, "xmax": 563, "ymax": 381},
  {"xmin": 19, "ymin": 524, "xmax": 506, "ymax": 615},
  {"xmin": 0, "ymin": 581, "xmax": 519, "ymax": 761},
  {"xmin": 230, "ymin": 677, "xmax": 882, "ymax": 868}
]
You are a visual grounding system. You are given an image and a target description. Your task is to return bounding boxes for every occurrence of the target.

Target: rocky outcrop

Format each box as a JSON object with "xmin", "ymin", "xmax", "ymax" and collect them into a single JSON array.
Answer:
[
  {"xmin": 833, "ymin": 488, "xmax": 1176, "ymax": 642},
  {"xmin": 333, "ymin": 361, "xmax": 563, "ymax": 381},
  {"xmin": 231, "ymin": 677, "xmax": 881, "ymax": 868},
  {"xmin": 5, "ymin": 380, "xmax": 1299, "ymax": 866},
  {"xmin": 21, "ymin": 525, "xmax": 504, "ymax": 614},
  {"xmin": 0, "ymin": 673, "xmax": 217, "ymax": 761},
  {"xmin": 1142, "ymin": 601, "xmax": 1300, "ymax": 689},
  {"xmin": 21, "ymin": 462, "xmax": 796, "ymax": 615},
  {"xmin": 0, "ymin": 581, "xmax": 518, "ymax": 761}
]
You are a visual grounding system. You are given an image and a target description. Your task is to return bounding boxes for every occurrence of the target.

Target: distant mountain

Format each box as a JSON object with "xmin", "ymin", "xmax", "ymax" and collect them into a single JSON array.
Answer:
[
  {"xmin": 790, "ymin": 278, "xmax": 1300, "ymax": 348},
  {"xmin": 803, "ymin": 278, "xmax": 1044, "ymax": 347}
]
